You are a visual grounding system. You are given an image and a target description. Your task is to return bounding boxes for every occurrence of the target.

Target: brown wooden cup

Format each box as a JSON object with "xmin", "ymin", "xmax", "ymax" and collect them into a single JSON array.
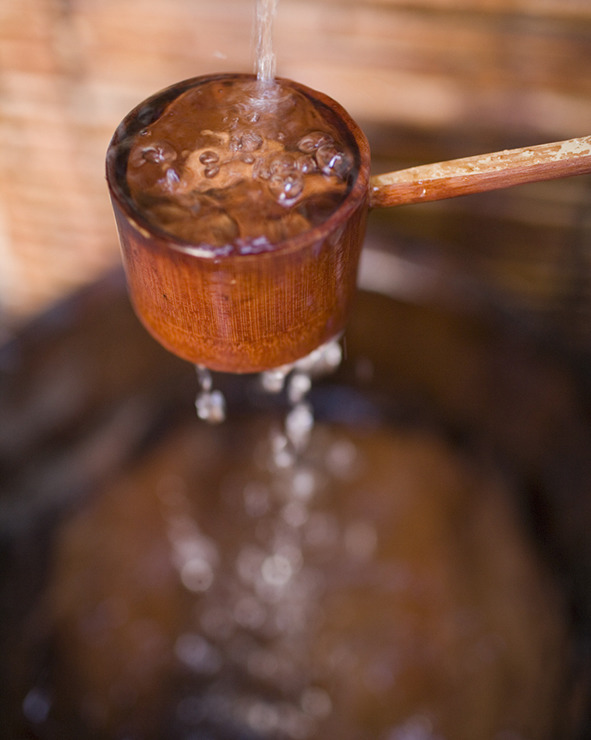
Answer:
[
  {"xmin": 106, "ymin": 74, "xmax": 371, "ymax": 374},
  {"xmin": 107, "ymin": 73, "xmax": 591, "ymax": 374}
]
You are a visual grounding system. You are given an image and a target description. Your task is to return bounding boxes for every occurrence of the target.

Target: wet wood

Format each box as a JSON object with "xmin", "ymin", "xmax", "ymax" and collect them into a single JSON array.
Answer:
[
  {"xmin": 2, "ymin": 0, "xmax": 591, "ymax": 323},
  {"xmin": 370, "ymin": 135, "xmax": 591, "ymax": 208},
  {"xmin": 107, "ymin": 75, "xmax": 371, "ymax": 374}
]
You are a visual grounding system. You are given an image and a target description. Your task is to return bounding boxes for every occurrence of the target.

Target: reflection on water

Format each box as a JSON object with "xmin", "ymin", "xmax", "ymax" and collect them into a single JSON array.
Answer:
[{"xmin": 17, "ymin": 406, "xmax": 569, "ymax": 740}]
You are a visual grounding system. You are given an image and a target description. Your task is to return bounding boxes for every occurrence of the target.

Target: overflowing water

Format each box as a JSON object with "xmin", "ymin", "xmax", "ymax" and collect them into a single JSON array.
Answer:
[
  {"xmin": 261, "ymin": 337, "xmax": 343, "ymax": 467},
  {"xmin": 194, "ymin": 336, "xmax": 343, "ymax": 470}
]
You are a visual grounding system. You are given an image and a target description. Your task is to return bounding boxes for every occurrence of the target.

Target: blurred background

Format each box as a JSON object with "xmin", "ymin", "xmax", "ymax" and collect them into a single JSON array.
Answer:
[
  {"xmin": 3, "ymin": 2, "xmax": 591, "ymax": 738},
  {"xmin": 2, "ymin": 0, "xmax": 591, "ymax": 349}
]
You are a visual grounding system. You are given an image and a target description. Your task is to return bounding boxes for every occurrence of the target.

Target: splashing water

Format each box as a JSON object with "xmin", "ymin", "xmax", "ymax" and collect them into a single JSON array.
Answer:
[
  {"xmin": 194, "ymin": 337, "xmax": 343, "ymax": 466},
  {"xmin": 261, "ymin": 336, "xmax": 343, "ymax": 468},
  {"xmin": 195, "ymin": 365, "xmax": 226, "ymax": 424},
  {"xmin": 256, "ymin": 0, "xmax": 278, "ymax": 82}
]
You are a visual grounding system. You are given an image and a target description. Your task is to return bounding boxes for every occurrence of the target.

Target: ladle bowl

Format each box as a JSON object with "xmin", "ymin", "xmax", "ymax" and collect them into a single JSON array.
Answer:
[
  {"xmin": 106, "ymin": 73, "xmax": 591, "ymax": 373},
  {"xmin": 107, "ymin": 74, "xmax": 371, "ymax": 373}
]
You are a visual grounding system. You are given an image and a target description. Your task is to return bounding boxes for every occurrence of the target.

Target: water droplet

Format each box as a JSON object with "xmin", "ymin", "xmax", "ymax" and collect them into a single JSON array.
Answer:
[
  {"xmin": 287, "ymin": 372, "xmax": 311, "ymax": 404},
  {"xmin": 195, "ymin": 390, "xmax": 226, "ymax": 423},
  {"xmin": 285, "ymin": 401, "xmax": 314, "ymax": 452},
  {"xmin": 260, "ymin": 366, "xmax": 291, "ymax": 393},
  {"xmin": 195, "ymin": 366, "xmax": 226, "ymax": 423}
]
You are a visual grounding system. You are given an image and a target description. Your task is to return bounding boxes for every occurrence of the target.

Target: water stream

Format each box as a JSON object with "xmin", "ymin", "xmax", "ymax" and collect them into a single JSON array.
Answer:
[{"xmin": 256, "ymin": 0, "xmax": 278, "ymax": 82}]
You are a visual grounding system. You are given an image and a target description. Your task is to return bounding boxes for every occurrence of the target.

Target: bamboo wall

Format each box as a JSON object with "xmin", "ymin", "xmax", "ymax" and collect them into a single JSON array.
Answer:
[{"xmin": 1, "ymin": 0, "xmax": 590, "ymax": 335}]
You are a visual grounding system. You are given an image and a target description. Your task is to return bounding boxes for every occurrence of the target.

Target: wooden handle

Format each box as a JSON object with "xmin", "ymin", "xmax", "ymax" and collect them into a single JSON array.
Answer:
[{"xmin": 369, "ymin": 135, "xmax": 591, "ymax": 208}]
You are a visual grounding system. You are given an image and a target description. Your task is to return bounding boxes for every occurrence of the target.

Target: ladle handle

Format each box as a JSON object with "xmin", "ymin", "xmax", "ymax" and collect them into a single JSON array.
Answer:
[{"xmin": 369, "ymin": 135, "xmax": 591, "ymax": 208}]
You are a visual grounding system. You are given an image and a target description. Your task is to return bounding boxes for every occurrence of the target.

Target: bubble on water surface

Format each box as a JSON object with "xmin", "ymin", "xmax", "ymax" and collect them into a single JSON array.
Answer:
[
  {"xmin": 270, "ymin": 152, "xmax": 299, "ymax": 174},
  {"xmin": 316, "ymin": 143, "xmax": 353, "ymax": 179},
  {"xmin": 297, "ymin": 131, "xmax": 334, "ymax": 154},
  {"xmin": 231, "ymin": 130, "xmax": 263, "ymax": 152},
  {"xmin": 129, "ymin": 140, "xmax": 178, "ymax": 167},
  {"xmin": 199, "ymin": 150, "xmax": 219, "ymax": 165},
  {"xmin": 269, "ymin": 172, "xmax": 304, "ymax": 203},
  {"xmin": 297, "ymin": 154, "xmax": 317, "ymax": 173}
]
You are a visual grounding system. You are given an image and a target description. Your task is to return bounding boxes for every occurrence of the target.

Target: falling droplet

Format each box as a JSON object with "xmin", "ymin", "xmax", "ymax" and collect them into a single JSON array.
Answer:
[{"xmin": 195, "ymin": 366, "xmax": 226, "ymax": 423}]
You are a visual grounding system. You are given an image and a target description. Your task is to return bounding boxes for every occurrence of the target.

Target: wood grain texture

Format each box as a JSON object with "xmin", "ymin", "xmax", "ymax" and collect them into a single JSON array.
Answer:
[
  {"xmin": 107, "ymin": 75, "xmax": 371, "ymax": 373},
  {"xmin": 370, "ymin": 135, "xmax": 591, "ymax": 207}
]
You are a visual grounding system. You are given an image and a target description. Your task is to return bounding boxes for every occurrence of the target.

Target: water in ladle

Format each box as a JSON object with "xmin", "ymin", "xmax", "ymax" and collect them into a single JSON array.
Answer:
[{"xmin": 176, "ymin": 0, "xmax": 346, "ymax": 430}]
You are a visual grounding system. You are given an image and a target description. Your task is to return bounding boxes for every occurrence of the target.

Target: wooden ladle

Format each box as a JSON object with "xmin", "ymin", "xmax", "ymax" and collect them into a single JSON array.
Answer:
[
  {"xmin": 107, "ymin": 74, "xmax": 591, "ymax": 373},
  {"xmin": 370, "ymin": 135, "xmax": 591, "ymax": 208}
]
